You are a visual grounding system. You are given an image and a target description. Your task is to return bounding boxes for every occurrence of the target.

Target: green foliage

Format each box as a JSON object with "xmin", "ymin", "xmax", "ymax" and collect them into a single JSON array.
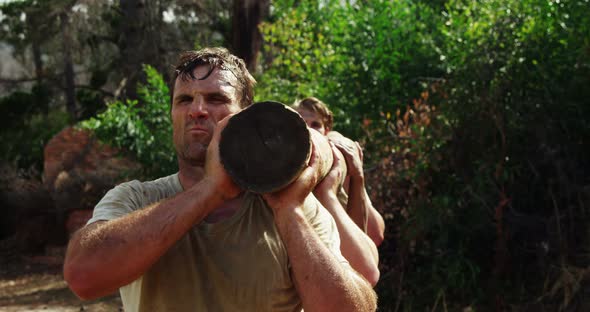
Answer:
[
  {"xmin": 258, "ymin": 0, "xmax": 441, "ymax": 150},
  {"xmin": 0, "ymin": 85, "xmax": 45, "ymax": 127},
  {"xmin": 0, "ymin": 109, "xmax": 70, "ymax": 171},
  {"xmin": 80, "ymin": 65, "xmax": 176, "ymax": 178},
  {"xmin": 0, "ymin": 84, "xmax": 64, "ymax": 170},
  {"xmin": 435, "ymin": 0, "xmax": 590, "ymax": 307},
  {"xmin": 0, "ymin": 0, "xmax": 57, "ymax": 49},
  {"xmin": 0, "ymin": 0, "xmax": 587, "ymax": 310},
  {"xmin": 262, "ymin": 0, "xmax": 590, "ymax": 310},
  {"xmin": 76, "ymin": 89, "xmax": 106, "ymax": 120}
]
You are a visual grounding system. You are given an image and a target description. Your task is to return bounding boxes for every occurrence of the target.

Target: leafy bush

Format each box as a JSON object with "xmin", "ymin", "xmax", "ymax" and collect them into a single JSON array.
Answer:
[
  {"xmin": 257, "ymin": 0, "xmax": 441, "ymax": 154},
  {"xmin": 434, "ymin": 0, "xmax": 590, "ymax": 308},
  {"xmin": 80, "ymin": 65, "xmax": 176, "ymax": 178},
  {"xmin": 76, "ymin": 88, "xmax": 106, "ymax": 120},
  {"xmin": 0, "ymin": 84, "xmax": 68, "ymax": 170},
  {"xmin": 261, "ymin": 0, "xmax": 590, "ymax": 310}
]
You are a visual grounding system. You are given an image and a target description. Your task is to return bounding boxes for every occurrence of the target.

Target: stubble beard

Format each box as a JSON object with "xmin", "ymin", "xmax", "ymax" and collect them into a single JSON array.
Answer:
[
  {"xmin": 174, "ymin": 119, "xmax": 214, "ymax": 167},
  {"xmin": 174, "ymin": 132, "xmax": 211, "ymax": 167},
  {"xmin": 183, "ymin": 141, "xmax": 208, "ymax": 166}
]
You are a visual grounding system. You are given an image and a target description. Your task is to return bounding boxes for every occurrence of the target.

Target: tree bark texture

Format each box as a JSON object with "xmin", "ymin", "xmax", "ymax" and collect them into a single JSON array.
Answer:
[
  {"xmin": 119, "ymin": 0, "xmax": 145, "ymax": 101},
  {"xmin": 219, "ymin": 101, "xmax": 336, "ymax": 193},
  {"xmin": 31, "ymin": 40, "xmax": 49, "ymax": 114},
  {"xmin": 231, "ymin": 0, "xmax": 269, "ymax": 72},
  {"xmin": 60, "ymin": 11, "xmax": 77, "ymax": 120}
]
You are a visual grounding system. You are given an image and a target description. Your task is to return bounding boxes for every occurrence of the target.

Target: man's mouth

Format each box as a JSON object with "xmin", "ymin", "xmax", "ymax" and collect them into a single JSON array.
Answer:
[{"xmin": 188, "ymin": 126, "xmax": 209, "ymax": 134}]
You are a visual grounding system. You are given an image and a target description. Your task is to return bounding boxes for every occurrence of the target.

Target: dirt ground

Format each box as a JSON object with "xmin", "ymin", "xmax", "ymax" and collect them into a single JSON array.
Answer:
[{"xmin": 0, "ymin": 241, "xmax": 122, "ymax": 312}]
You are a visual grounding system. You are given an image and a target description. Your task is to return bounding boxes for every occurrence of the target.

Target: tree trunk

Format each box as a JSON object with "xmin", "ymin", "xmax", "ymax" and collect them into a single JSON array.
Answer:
[
  {"xmin": 31, "ymin": 39, "xmax": 43, "ymax": 86},
  {"xmin": 30, "ymin": 26, "xmax": 48, "ymax": 114},
  {"xmin": 60, "ymin": 11, "xmax": 77, "ymax": 121},
  {"xmin": 119, "ymin": 0, "xmax": 146, "ymax": 101},
  {"xmin": 231, "ymin": 0, "xmax": 269, "ymax": 72},
  {"xmin": 147, "ymin": 0, "xmax": 165, "ymax": 80}
]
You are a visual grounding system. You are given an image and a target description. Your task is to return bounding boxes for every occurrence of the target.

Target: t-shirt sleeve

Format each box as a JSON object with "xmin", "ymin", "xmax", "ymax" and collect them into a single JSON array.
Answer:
[
  {"xmin": 87, "ymin": 180, "xmax": 143, "ymax": 225},
  {"xmin": 302, "ymin": 196, "xmax": 349, "ymax": 265}
]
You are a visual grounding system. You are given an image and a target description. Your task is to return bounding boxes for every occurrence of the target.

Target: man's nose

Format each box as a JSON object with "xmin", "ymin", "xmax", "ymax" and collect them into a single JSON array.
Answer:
[{"xmin": 188, "ymin": 98, "xmax": 208, "ymax": 119}]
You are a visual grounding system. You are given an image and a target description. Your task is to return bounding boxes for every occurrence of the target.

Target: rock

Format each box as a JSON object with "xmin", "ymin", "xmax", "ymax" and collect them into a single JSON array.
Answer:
[
  {"xmin": 43, "ymin": 127, "xmax": 139, "ymax": 194},
  {"xmin": 65, "ymin": 209, "xmax": 94, "ymax": 236},
  {"xmin": 43, "ymin": 126, "xmax": 140, "ymax": 236}
]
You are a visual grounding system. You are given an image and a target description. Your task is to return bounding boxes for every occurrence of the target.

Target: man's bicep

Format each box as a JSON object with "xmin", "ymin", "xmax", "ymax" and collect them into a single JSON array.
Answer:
[{"xmin": 87, "ymin": 181, "xmax": 142, "ymax": 225}]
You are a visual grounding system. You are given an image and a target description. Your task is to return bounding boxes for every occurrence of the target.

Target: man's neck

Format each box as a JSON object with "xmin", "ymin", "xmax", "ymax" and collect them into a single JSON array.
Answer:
[
  {"xmin": 177, "ymin": 162, "xmax": 206, "ymax": 190},
  {"xmin": 177, "ymin": 159, "xmax": 244, "ymax": 223}
]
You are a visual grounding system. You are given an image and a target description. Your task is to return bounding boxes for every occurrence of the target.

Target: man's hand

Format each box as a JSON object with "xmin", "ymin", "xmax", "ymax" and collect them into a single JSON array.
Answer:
[
  {"xmin": 327, "ymin": 131, "xmax": 364, "ymax": 179},
  {"xmin": 313, "ymin": 143, "xmax": 345, "ymax": 203},
  {"xmin": 262, "ymin": 144, "xmax": 321, "ymax": 213},
  {"xmin": 205, "ymin": 114, "xmax": 242, "ymax": 200},
  {"xmin": 327, "ymin": 132, "xmax": 385, "ymax": 246}
]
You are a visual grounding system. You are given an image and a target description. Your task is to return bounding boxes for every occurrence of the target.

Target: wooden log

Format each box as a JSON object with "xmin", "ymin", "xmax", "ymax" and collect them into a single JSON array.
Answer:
[{"xmin": 219, "ymin": 101, "xmax": 336, "ymax": 193}]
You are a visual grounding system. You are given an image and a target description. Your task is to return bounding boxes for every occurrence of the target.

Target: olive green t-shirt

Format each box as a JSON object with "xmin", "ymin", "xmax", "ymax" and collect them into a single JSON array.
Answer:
[{"xmin": 88, "ymin": 173, "xmax": 346, "ymax": 312}]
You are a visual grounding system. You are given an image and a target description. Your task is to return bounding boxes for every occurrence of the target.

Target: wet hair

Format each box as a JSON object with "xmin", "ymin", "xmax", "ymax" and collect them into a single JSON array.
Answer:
[
  {"xmin": 171, "ymin": 47, "xmax": 256, "ymax": 108},
  {"xmin": 292, "ymin": 97, "xmax": 334, "ymax": 131}
]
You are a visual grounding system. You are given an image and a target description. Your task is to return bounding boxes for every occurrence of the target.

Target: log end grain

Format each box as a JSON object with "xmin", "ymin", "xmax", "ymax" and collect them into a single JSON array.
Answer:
[{"xmin": 219, "ymin": 101, "xmax": 311, "ymax": 193}]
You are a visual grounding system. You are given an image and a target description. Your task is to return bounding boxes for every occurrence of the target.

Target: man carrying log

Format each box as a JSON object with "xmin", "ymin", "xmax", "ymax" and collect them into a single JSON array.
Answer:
[
  {"xmin": 292, "ymin": 97, "xmax": 386, "ymax": 246},
  {"xmin": 63, "ymin": 47, "xmax": 378, "ymax": 312}
]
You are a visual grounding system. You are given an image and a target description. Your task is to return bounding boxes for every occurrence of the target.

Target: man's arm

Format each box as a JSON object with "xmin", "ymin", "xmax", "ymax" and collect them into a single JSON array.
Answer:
[
  {"xmin": 347, "ymin": 176, "xmax": 385, "ymax": 246},
  {"xmin": 313, "ymin": 146, "xmax": 379, "ymax": 285},
  {"xmin": 64, "ymin": 116, "xmax": 239, "ymax": 300},
  {"xmin": 263, "ymin": 147, "xmax": 377, "ymax": 311},
  {"xmin": 63, "ymin": 179, "xmax": 226, "ymax": 300},
  {"xmin": 329, "ymin": 132, "xmax": 385, "ymax": 246}
]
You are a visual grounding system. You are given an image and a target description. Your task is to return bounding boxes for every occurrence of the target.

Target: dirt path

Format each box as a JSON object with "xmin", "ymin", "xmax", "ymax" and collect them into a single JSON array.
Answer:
[{"xmin": 0, "ymin": 243, "xmax": 121, "ymax": 311}]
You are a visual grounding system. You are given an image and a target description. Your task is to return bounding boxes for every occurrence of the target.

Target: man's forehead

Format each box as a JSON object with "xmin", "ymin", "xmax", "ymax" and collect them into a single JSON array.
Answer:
[
  {"xmin": 193, "ymin": 65, "xmax": 236, "ymax": 86},
  {"xmin": 298, "ymin": 108, "xmax": 319, "ymax": 118},
  {"xmin": 175, "ymin": 65, "xmax": 236, "ymax": 90}
]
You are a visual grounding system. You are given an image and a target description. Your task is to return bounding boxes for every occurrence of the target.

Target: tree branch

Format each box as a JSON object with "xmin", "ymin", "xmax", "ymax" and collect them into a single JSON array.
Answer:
[{"xmin": 74, "ymin": 85, "xmax": 115, "ymax": 97}]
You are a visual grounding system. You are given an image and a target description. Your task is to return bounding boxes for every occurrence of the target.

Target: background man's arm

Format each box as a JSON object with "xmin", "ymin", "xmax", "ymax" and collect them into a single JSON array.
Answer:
[
  {"xmin": 263, "ymin": 149, "xmax": 377, "ymax": 311},
  {"xmin": 347, "ymin": 176, "xmax": 385, "ymax": 246},
  {"xmin": 313, "ymin": 146, "xmax": 379, "ymax": 285},
  {"xmin": 329, "ymin": 131, "xmax": 385, "ymax": 246}
]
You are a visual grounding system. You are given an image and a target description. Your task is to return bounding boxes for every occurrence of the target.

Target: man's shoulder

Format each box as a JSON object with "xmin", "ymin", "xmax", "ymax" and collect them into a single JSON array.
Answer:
[
  {"xmin": 100, "ymin": 173, "xmax": 181, "ymax": 209},
  {"xmin": 88, "ymin": 173, "xmax": 181, "ymax": 224},
  {"xmin": 115, "ymin": 173, "xmax": 181, "ymax": 194}
]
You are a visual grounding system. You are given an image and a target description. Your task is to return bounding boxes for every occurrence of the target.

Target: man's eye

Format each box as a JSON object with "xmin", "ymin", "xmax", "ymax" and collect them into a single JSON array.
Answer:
[
  {"xmin": 209, "ymin": 97, "xmax": 228, "ymax": 104},
  {"xmin": 176, "ymin": 97, "xmax": 192, "ymax": 105},
  {"xmin": 311, "ymin": 122, "xmax": 322, "ymax": 129}
]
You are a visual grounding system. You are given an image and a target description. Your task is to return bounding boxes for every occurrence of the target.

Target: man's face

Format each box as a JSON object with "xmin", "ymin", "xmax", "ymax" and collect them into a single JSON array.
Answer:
[
  {"xmin": 171, "ymin": 65, "xmax": 241, "ymax": 166},
  {"xmin": 297, "ymin": 108, "xmax": 328, "ymax": 135}
]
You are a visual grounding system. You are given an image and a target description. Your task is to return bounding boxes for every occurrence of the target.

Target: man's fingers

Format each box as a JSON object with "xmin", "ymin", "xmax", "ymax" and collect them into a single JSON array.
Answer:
[
  {"xmin": 333, "ymin": 142, "xmax": 354, "ymax": 164},
  {"xmin": 329, "ymin": 142, "xmax": 342, "ymax": 170},
  {"xmin": 308, "ymin": 140, "xmax": 319, "ymax": 168},
  {"xmin": 214, "ymin": 113, "xmax": 235, "ymax": 136}
]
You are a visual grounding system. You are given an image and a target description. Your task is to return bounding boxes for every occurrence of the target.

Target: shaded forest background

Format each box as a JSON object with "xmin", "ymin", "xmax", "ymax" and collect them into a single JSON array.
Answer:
[{"xmin": 1, "ymin": 0, "xmax": 589, "ymax": 310}]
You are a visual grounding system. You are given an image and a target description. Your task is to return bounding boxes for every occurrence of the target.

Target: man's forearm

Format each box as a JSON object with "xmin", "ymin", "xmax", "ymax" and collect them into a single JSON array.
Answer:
[
  {"xmin": 365, "ymin": 191, "xmax": 385, "ymax": 247},
  {"xmin": 347, "ymin": 176, "xmax": 385, "ymax": 246},
  {"xmin": 274, "ymin": 202, "xmax": 377, "ymax": 311},
  {"xmin": 64, "ymin": 177, "xmax": 224, "ymax": 300},
  {"xmin": 346, "ymin": 175, "xmax": 369, "ymax": 231},
  {"xmin": 315, "ymin": 194, "xmax": 379, "ymax": 285}
]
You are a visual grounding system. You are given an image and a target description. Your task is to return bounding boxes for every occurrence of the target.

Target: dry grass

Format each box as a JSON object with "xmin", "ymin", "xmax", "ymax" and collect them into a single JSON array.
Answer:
[{"xmin": 0, "ymin": 244, "xmax": 121, "ymax": 312}]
